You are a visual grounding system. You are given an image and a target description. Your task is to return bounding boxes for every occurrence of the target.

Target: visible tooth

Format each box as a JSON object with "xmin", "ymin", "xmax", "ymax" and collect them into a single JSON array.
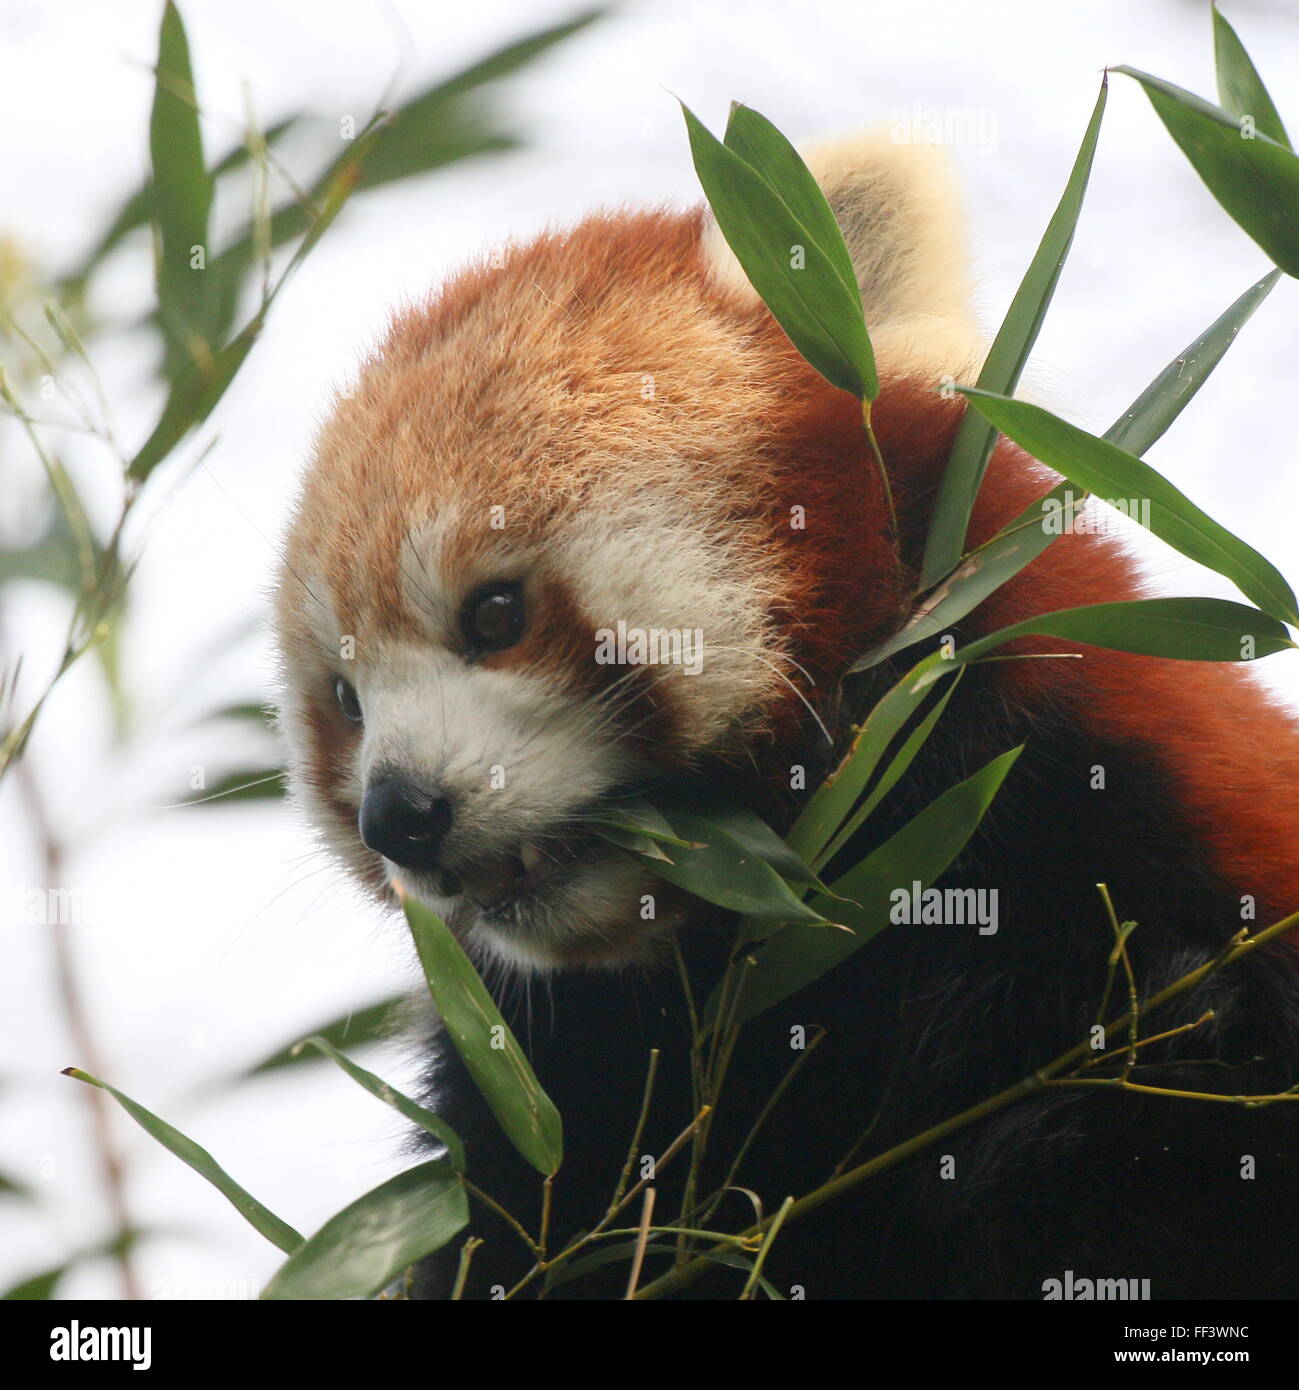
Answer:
[{"xmin": 519, "ymin": 843, "xmax": 544, "ymax": 875}]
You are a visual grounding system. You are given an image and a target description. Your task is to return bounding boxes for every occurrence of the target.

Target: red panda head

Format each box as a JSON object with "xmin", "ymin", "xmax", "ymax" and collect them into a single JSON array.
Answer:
[{"xmin": 273, "ymin": 132, "xmax": 981, "ymax": 971}]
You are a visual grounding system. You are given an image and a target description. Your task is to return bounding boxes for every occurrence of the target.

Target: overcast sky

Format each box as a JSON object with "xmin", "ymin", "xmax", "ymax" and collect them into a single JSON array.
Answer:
[{"xmin": 2, "ymin": 0, "xmax": 1297, "ymax": 1299}]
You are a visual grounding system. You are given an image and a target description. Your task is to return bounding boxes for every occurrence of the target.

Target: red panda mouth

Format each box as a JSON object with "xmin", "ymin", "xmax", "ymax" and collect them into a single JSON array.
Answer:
[{"xmin": 448, "ymin": 837, "xmax": 593, "ymax": 916}]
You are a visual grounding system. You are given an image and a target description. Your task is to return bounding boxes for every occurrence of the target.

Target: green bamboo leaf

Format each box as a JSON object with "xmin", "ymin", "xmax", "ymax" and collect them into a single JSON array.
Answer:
[
  {"xmin": 298, "ymin": 1037, "xmax": 465, "ymax": 1171},
  {"xmin": 1114, "ymin": 65, "xmax": 1299, "ymax": 277},
  {"xmin": 0, "ymin": 1169, "xmax": 31, "ymax": 1201},
  {"xmin": 786, "ymin": 650, "xmax": 951, "ymax": 863},
  {"xmin": 856, "ymin": 269, "xmax": 1281, "ymax": 672},
  {"xmin": 920, "ymin": 76, "xmax": 1108, "ymax": 588},
  {"xmin": 627, "ymin": 805, "xmax": 836, "ymax": 928},
  {"xmin": 261, "ymin": 1159, "xmax": 467, "ymax": 1301},
  {"xmin": 1104, "ymin": 268, "xmax": 1279, "ymax": 455},
  {"xmin": 674, "ymin": 797, "xmax": 831, "ymax": 894},
  {"xmin": 723, "ymin": 104, "xmax": 862, "ymax": 301},
  {"xmin": 236, "ymin": 996, "xmax": 404, "ymax": 1080},
  {"xmin": 197, "ymin": 12, "xmax": 604, "ymax": 353},
  {"xmin": 587, "ymin": 799, "xmax": 702, "ymax": 850},
  {"xmin": 1213, "ymin": 5, "xmax": 1289, "ymax": 149},
  {"xmin": 961, "ymin": 389, "xmax": 1299, "ymax": 624},
  {"xmin": 681, "ymin": 103, "xmax": 876, "ymax": 399},
  {"xmin": 62, "ymin": 1068, "xmax": 302, "ymax": 1254},
  {"xmin": 721, "ymin": 746, "xmax": 1024, "ymax": 1027},
  {"xmin": 150, "ymin": 2, "xmax": 214, "ymax": 355},
  {"xmin": 4, "ymin": 1265, "xmax": 67, "ymax": 1301},
  {"xmin": 128, "ymin": 310, "xmax": 262, "ymax": 481},
  {"xmin": 814, "ymin": 666, "xmax": 964, "ymax": 872},
  {"xmin": 589, "ymin": 823, "xmax": 675, "ymax": 863},
  {"xmin": 403, "ymin": 897, "xmax": 562, "ymax": 1175},
  {"xmin": 946, "ymin": 596, "xmax": 1294, "ymax": 667},
  {"xmin": 59, "ymin": 116, "xmax": 303, "ymax": 298}
]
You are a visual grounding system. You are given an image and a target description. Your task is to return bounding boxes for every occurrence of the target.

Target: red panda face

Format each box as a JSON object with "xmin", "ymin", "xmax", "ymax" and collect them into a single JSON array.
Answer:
[
  {"xmin": 274, "ymin": 211, "xmax": 834, "ymax": 970},
  {"xmin": 273, "ymin": 139, "xmax": 979, "ymax": 971}
]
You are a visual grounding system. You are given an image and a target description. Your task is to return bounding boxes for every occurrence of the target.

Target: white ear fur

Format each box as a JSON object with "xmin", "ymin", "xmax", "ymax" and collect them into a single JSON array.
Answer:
[{"xmin": 700, "ymin": 128, "xmax": 982, "ymax": 380}]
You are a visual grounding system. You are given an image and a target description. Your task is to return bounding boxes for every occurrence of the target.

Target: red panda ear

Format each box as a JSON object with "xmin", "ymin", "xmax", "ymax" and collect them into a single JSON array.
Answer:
[{"xmin": 699, "ymin": 128, "xmax": 983, "ymax": 381}]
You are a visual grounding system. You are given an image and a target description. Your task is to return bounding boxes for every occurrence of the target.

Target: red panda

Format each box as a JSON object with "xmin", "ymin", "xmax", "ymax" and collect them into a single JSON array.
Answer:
[{"xmin": 273, "ymin": 132, "xmax": 1299, "ymax": 1298}]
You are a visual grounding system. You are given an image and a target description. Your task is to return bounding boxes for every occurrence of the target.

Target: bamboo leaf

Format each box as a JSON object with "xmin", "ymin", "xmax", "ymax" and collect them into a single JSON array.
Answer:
[
  {"xmin": 786, "ymin": 650, "xmax": 951, "ymax": 863},
  {"xmin": 947, "ymin": 596, "xmax": 1294, "ymax": 667},
  {"xmin": 239, "ymin": 996, "xmax": 405, "ymax": 1080},
  {"xmin": 856, "ymin": 269, "xmax": 1281, "ymax": 672},
  {"xmin": 721, "ymin": 746, "xmax": 1024, "ymax": 1026},
  {"xmin": 814, "ymin": 667, "xmax": 964, "ymax": 871},
  {"xmin": 628, "ymin": 804, "xmax": 837, "ymax": 928},
  {"xmin": 62, "ymin": 1068, "xmax": 302, "ymax": 1254},
  {"xmin": 681, "ymin": 103, "xmax": 876, "ymax": 398},
  {"xmin": 723, "ymin": 103, "xmax": 861, "ymax": 300},
  {"xmin": 403, "ymin": 896, "xmax": 562, "ymax": 1176},
  {"xmin": 1114, "ymin": 65, "xmax": 1299, "ymax": 277},
  {"xmin": 261, "ymin": 1159, "xmax": 466, "ymax": 1300},
  {"xmin": 149, "ymin": 2, "xmax": 215, "ymax": 355},
  {"xmin": 298, "ymin": 1037, "xmax": 465, "ymax": 1171},
  {"xmin": 128, "ymin": 311, "xmax": 262, "ymax": 481},
  {"xmin": 961, "ymin": 389, "xmax": 1299, "ymax": 624},
  {"xmin": 1213, "ymin": 5, "xmax": 1289, "ymax": 149},
  {"xmin": 1104, "ymin": 268, "xmax": 1279, "ymax": 455},
  {"xmin": 587, "ymin": 799, "xmax": 701, "ymax": 850},
  {"xmin": 920, "ymin": 75, "xmax": 1108, "ymax": 587}
]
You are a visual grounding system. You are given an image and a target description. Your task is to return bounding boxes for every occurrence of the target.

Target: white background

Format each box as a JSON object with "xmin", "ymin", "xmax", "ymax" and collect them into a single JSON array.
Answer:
[{"xmin": 1, "ymin": 0, "xmax": 1297, "ymax": 1298}]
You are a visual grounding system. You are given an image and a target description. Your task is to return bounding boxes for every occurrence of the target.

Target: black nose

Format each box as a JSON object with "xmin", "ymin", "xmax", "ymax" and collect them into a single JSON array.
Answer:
[{"xmin": 359, "ymin": 777, "xmax": 454, "ymax": 872}]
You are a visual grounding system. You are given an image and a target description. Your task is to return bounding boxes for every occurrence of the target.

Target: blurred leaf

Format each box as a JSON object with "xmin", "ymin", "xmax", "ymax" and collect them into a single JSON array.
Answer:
[
  {"xmin": 195, "ymin": 699, "xmax": 272, "ymax": 729},
  {"xmin": 1114, "ymin": 65, "xmax": 1299, "ymax": 278},
  {"xmin": 961, "ymin": 389, "xmax": 1299, "ymax": 624},
  {"xmin": 1, "ymin": 1229, "xmax": 149, "ymax": 1300},
  {"xmin": 59, "ymin": 116, "xmax": 304, "ymax": 295},
  {"xmin": 0, "ymin": 1169, "xmax": 31, "ymax": 1201},
  {"xmin": 177, "ymin": 766, "xmax": 285, "ymax": 807},
  {"xmin": 681, "ymin": 102, "xmax": 876, "ymax": 399},
  {"xmin": 949, "ymin": 595, "xmax": 1294, "ymax": 666},
  {"xmin": 0, "ymin": 506, "xmax": 88, "ymax": 592},
  {"xmin": 859, "ymin": 268, "xmax": 1280, "ymax": 672},
  {"xmin": 241, "ymin": 996, "xmax": 404, "ymax": 1079},
  {"xmin": 4, "ymin": 1264, "xmax": 66, "ymax": 1301},
  {"xmin": 261, "ymin": 1159, "xmax": 466, "ymax": 1301},
  {"xmin": 1213, "ymin": 5, "xmax": 1289, "ymax": 149},
  {"xmin": 128, "ymin": 310, "xmax": 262, "ymax": 481},
  {"xmin": 721, "ymin": 746, "xmax": 1024, "ymax": 1027},
  {"xmin": 298, "ymin": 1036, "xmax": 465, "ymax": 1171},
  {"xmin": 921, "ymin": 76, "xmax": 1107, "ymax": 587},
  {"xmin": 150, "ymin": 1, "xmax": 215, "ymax": 356},
  {"xmin": 403, "ymin": 896, "xmax": 562, "ymax": 1175},
  {"xmin": 63, "ymin": 1068, "xmax": 302, "ymax": 1254},
  {"xmin": 200, "ymin": 10, "xmax": 605, "ymax": 351}
]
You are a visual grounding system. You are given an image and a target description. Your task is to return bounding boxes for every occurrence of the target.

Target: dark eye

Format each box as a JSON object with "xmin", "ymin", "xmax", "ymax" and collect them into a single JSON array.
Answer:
[
  {"xmin": 461, "ymin": 581, "xmax": 526, "ymax": 653},
  {"xmin": 335, "ymin": 675, "xmax": 363, "ymax": 723}
]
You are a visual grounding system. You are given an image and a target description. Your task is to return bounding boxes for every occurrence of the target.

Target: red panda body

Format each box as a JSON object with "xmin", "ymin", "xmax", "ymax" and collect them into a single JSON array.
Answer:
[{"xmin": 274, "ymin": 136, "xmax": 1299, "ymax": 1298}]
